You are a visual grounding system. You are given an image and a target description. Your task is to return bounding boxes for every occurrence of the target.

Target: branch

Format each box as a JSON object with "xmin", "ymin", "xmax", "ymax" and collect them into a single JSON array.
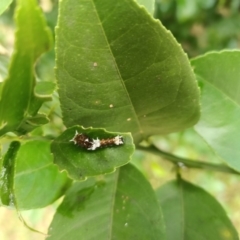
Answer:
[{"xmin": 137, "ymin": 145, "xmax": 240, "ymax": 175}]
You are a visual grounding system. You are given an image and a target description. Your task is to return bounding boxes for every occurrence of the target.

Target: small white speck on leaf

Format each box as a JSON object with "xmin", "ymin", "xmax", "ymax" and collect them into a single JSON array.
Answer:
[
  {"xmin": 127, "ymin": 118, "xmax": 131, "ymax": 121},
  {"xmin": 93, "ymin": 62, "xmax": 98, "ymax": 67},
  {"xmin": 109, "ymin": 104, "xmax": 113, "ymax": 108}
]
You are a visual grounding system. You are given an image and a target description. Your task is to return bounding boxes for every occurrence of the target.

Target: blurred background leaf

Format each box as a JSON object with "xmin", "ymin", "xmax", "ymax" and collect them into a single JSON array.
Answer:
[
  {"xmin": 0, "ymin": 0, "xmax": 13, "ymax": 16},
  {"xmin": 155, "ymin": 0, "xmax": 240, "ymax": 57},
  {"xmin": 156, "ymin": 178, "xmax": 239, "ymax": 240},
  {"xmin": 192, "ymin": 51, "xmax": 240, "ymax": 172}
]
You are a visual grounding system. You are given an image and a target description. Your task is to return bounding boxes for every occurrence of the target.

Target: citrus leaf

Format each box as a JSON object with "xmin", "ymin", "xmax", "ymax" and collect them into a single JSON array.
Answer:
[
  {"xmin": 0, "ymin": 0, "xmax": 12, "ymax": 15},
  {"xmin": 0, "ymin": 0, "xmax": 53, "ymax": 135},
  {"xmin": 28, "ymin": 81, "xmax": 56, "ymax": 116},
  {"xmin": 156, "ymin": 178, "xmax": 238, "ymax": 240},
  {"xmin": 191, "ymin": 51, "xmax": 240, "ymax": 171},
  {"xmin": 0, "ymin": 140, "xmax": 71, "ymax": 209},
  {"xmin": 47, "ymin": 164, "xmax": 165, "ymax": 240},
  {"xmin": 56, "ymin": 0, "xmax": 200, "ymax": 144},
  {"xmin": 17, "ymin": 114, "xmax": 50, "ymax": 134},
  {"xmin": 14, "ymin": 140, "xmax": 71, "ymax": 209},
  {"xmin": 0, "ymin": 141, "xmax": 20, "ymax": 206},
  {"xmin": 136, "ymin": 0, "xmax": 155, "ymax": 15},
  {"xmin": 51, "ymin": 126, "xmax": 135, "ymax": 180}
]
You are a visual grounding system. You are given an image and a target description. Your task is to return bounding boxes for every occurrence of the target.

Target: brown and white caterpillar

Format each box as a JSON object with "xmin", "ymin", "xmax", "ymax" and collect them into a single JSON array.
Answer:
[{"xmin": 70, "ymin": 131, "xmax": 124, "ymax": 150}]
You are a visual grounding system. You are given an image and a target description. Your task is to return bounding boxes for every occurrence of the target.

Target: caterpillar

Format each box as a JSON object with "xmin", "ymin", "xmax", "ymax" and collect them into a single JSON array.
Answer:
[{"xmin": 70, "ymin": 131, "xmax": 124, "ymax": 150}]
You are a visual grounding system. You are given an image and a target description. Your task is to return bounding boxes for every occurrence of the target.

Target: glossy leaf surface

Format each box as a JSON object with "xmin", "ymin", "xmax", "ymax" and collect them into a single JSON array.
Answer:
[
  {"xmin": 192, "ymin": 51, "xmax": 240, "ymax": 171},
  {"xmin": 51, "ymin": 126, "xmax": 135, "ymax": 180},
  {"xmin": 47, "ymin": 164, "xmax": 165, "ymax": 240},
  {"xmin": 0, "ymin": 0, "xmax": 52, "ymax": 135},
  {"xmin": 56, "ymin": 0, "xmax": 200, "ymax": 144},
  {"xmin": 156, "ymin": 178, "xmax": 238, "ymax": 240}
]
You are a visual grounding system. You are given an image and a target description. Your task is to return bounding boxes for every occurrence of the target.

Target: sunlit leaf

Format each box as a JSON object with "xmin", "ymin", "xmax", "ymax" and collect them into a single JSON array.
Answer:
[{"xmin": 0, "ymin": 0, "xmax": 13, "ymax": 15}]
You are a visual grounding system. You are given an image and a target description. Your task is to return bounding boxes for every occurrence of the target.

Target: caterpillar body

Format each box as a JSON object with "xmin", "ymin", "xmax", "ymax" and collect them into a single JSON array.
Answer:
[{"xmin": 70, "ymin": 131, "xmax": 124, "ymax": 150}]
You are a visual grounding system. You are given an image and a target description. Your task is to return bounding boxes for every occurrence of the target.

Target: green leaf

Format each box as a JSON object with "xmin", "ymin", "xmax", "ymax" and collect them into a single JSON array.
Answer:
[
  {"xmin": 0, "ymin": 54, "xmax": 9, "ymax": 83},
  {"xmin": 28, "ymin": 81, "xmax": 56, "ymax": 116},
  {"xmin": 51, "ymin": 126, "xmax": 135, "ymax": 180},
  {"xmin": 17, "ymin": 114, "xmax": 50, "ymax": 134},
  {"xmin": 0, "ymin": 141, "xmax": 20, "ymax": 206},
  {"xmin": 0, "ymin": 140, "xmax": 71, "ymax": 209},
  {"xmin": 0, "ymin": 0, "xmax": 53, "ymax": 136},
  {"xmin": 0, "ymin": 0, "xmax": 12, "ymax": 15},
  {"xmin": 56, "ymin": 0, "xmax": 200, "ymax": 144},
  {"xmin": 14, "ymin": 140, "xmax": 71, "ymax": 209},
  {"xmin": 47, "ymin": 164, "xmax": 165, "ymax": 240},
  {"xmin": 176, "ymin": 0, "xmax": 198, "ymax": 21},
  {"xmin": 136, "ymin": 0, "xmax": 155, "ymax": 15},
  {"xmin": 156, "ymin": 178, "xmax": 238, "ymax": 240},
  {"xmin": 35, "ymin": 81, "xmax": 56, "ymax": 97},
  {"xmin": 191, "ymin": 51, "xmax": 240, "ymax": 171}
]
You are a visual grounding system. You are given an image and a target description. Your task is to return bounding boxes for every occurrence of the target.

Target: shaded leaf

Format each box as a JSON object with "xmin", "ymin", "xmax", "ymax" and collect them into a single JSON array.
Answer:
[
  {"xmin": 0, "ymin": 141, "xmax": 20, "ymax": 206},
  {"xmin": 17, "ymin": 114, "xmax": 49, "ymax": 134},
  {"xmin": 156, "ymin": 178, "xmax": 238, "ymax": 240},
  {"xmin": 0, "ymin": 0, "xmax": 53, "ymax": 135},
  {"xmin": 35, "ymin": 81, "xmax": 56, "ymax": 96},
  {"xmin": 28, "ymin": 81, "xmax": 56, "ymax": 116},
  {"xmin": 51, "ymin": 126, "xmax": 135, "ymax": 180},
  {"xmin": 191, "ymin": 51, "xmax": 240, "ymax": 171},
  {"xmin": 47, "ymin": 164, "xmax": 165, "ymax": 240},
  {"xmin": 56, "ymin": 0, "xmax": 200, "ymax": 144}
]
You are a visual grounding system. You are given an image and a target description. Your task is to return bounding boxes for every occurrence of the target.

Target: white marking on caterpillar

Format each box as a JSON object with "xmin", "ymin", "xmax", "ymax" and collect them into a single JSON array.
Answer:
[{"xmin": 70, "ymin": 132, "xmax": 124, "ymax": 150}]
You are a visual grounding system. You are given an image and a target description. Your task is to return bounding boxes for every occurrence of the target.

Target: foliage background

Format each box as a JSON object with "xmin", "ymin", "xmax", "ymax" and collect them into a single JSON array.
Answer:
[{"xmin": 0, "ymin": 0, "xmax": 240, "ymax": 239}]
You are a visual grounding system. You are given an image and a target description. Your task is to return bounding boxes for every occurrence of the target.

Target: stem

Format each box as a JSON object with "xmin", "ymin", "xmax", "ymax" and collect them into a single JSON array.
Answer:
[{"xmin": 137, "ymin": 145, "xmax": 240, "ymax": 175}]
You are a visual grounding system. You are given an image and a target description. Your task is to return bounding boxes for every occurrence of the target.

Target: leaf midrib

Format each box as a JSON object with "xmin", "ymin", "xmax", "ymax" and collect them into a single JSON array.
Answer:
[{"xmin": 91, "ymin": 0, "xmax": 144, "ymax": 139}]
